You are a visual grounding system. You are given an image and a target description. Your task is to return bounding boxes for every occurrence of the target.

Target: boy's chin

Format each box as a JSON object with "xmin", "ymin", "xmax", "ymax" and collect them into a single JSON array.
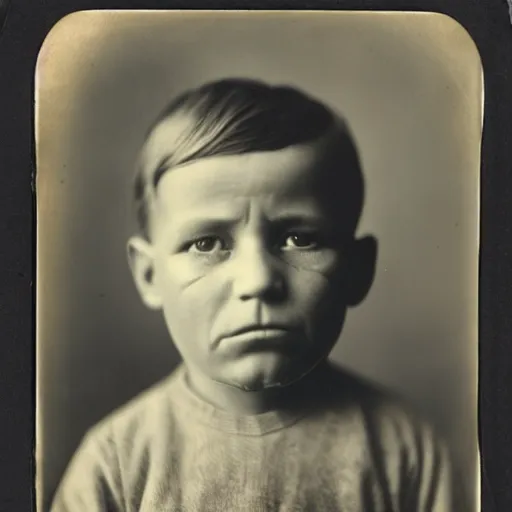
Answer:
[
  {"xmin": 218, "ymin": 354, "xmax": 320, "ymax": 392},
  {"xmin": 231, "ymin": 376, "xmax": 290, "ymax": 392}
]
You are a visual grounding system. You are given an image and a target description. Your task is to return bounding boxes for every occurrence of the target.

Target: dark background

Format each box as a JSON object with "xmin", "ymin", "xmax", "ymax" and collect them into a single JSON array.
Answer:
[{"xmin": 0, "ymin": 1, "xmax": 511, "ymax": 512}]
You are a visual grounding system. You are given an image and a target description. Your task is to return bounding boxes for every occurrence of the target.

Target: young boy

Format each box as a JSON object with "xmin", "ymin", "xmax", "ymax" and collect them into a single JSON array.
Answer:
[{"xmin": 50, "ymin": 78, "xmax": 452, "ymax": 511}]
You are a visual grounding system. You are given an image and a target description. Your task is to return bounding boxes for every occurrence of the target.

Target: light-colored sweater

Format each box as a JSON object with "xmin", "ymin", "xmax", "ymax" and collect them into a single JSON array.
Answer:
[{"xmin": 50, "ymin": 363, "xmax": 451, "ymax": 512}]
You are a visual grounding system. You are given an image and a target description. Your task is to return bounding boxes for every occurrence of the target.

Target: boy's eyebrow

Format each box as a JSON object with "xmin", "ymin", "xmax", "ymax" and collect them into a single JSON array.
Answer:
[
  {"xmin": 170, "ymin": 216, "xmax": 242, "ymax": 238},
  {"xmin": 169, "ymin": 211, "xmax": 336, "ymax": 238},
  {"xmin": 265, "ymin": 212, "xmax": 334, "ymax": 226}
]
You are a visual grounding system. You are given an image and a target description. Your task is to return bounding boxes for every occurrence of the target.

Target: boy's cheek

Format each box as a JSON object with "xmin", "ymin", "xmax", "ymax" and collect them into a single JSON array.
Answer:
[
  {"xmin": 287, "ymin": 265, "xmax": 347, "ymax": 320},
  {"xmin": 157, "ymin": 254, "xmax": 213, "ymax": 291},
  {"xmin": 284, "ymin": 249, "xmax": 342, "ymax": 280}
]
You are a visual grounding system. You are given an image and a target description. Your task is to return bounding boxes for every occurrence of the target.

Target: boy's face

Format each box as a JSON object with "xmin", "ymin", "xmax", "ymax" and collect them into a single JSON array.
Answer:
[{"xmin": 129, "ymin": 135, "xmax": 373, "ymax": 392}]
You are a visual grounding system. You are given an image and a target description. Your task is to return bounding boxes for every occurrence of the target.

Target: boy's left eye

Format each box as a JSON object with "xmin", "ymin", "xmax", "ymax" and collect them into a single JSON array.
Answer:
[
  {"xmin": 188, "ymin": 236, "xmax": 227, "ymax": 254},
  {"xmin": 282, "ymin": 232, "xmax": 320, "ymax": 250}
]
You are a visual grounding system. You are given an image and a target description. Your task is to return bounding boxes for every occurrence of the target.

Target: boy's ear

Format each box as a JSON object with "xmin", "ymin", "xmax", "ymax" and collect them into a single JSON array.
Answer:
[
  {"xmin": 346, "ymin": 235, "xmax": 378, "ymax": 307},
  {"xmin": 127, "ymin": 236, "xmax": 163, "ymax": 310}
]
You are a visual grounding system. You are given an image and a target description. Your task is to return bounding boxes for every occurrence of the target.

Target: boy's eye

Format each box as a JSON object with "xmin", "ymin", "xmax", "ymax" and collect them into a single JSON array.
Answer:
[
  {"xmin": 282, "ymin": 232, "xmax": 320, "ymax": 250},
  {"xmin": 188, "ymin": 236, "xmax": 226, "ymax": 254}
]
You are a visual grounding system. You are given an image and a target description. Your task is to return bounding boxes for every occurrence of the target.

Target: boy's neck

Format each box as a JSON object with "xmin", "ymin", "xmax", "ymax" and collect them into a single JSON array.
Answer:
[{"xmin": 184, "ymin": 363, "xmax": 329, "ymax": 416}]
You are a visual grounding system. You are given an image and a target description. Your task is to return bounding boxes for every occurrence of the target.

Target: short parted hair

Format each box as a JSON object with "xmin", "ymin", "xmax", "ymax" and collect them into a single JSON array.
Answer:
[{"xmin": 134, "ymin": 78, "xmax": 364, "ymax": 239}]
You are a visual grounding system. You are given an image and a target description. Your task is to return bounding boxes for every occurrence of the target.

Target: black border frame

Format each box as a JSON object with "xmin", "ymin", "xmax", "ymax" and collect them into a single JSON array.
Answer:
[{"xmin": 0, "ymin": 1, "xmax": 510, "ymax": 511}]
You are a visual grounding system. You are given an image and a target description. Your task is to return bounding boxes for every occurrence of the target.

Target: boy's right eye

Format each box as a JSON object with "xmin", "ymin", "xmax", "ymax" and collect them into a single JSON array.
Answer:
[{"xmin": 188, "ymin": 236, "xmax": 227, "ymax": 254}]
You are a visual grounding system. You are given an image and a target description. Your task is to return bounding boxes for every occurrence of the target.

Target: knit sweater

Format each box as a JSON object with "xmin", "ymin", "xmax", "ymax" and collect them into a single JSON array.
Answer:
[{"xmin": 50, "ymin": 363, "xmax": 451, "ymax": 512}]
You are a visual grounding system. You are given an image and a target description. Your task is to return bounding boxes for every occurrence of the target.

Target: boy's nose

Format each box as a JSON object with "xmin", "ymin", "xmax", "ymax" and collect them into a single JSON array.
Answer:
[{"xmin": 230, "ymin": 241, "xmax": 286, "ymax": 302}]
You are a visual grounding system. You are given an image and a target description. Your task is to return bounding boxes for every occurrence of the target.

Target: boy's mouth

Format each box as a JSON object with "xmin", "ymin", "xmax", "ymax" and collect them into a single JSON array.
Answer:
[{"xmin": 215, "ymin": 324, "xmax": 295, "ymax": 351}]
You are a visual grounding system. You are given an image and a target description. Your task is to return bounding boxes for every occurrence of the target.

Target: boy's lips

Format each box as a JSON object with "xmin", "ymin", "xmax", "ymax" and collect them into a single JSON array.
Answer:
[{"xmin": 214, "ymin": 324, "xmax": 295, "ymax": 349}]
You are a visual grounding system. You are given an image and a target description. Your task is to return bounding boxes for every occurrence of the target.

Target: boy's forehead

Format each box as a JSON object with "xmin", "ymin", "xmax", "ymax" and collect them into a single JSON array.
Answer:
[
  {"xmin": 150, "ymin": 143, "xmax": 355, "ymax": 233},
  {"xmin": 140, "ymin": 118, "xmax": 346, "ymax": 188}
]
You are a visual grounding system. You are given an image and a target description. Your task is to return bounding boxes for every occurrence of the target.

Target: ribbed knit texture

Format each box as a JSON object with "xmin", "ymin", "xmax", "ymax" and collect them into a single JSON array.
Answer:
[{"xmin": 50, "ymin": 363, "xmax": 451, "ymax": 511}]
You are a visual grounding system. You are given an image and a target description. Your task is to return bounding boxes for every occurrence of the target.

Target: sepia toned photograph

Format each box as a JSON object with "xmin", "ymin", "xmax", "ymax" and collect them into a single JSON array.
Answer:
[{"xmin": 35, "ymin": 10, "xmax": 483, "ymax": 512}]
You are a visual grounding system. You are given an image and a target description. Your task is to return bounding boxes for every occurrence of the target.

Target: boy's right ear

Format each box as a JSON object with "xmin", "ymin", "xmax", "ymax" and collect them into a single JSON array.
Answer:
[{"xmin": 127, "ymin": 236, "xmax": 163, "ymax": 310}]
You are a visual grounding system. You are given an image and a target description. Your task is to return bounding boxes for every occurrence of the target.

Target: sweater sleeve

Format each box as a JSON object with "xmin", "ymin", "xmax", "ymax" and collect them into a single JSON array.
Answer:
[
  {"xmin": 360, "ymin": 398, "xmax": 454, "ymax": 512},
  {"xmin": 50, "ymin": 426, "xmax": 125, "ymax": 512},
  {"xmin": 397, "ymin": 419, "xmax": 453, "ymax": 512},
  {"xmin": 417, "ymin": 433, "xmax": 452, "ymax": 512}
]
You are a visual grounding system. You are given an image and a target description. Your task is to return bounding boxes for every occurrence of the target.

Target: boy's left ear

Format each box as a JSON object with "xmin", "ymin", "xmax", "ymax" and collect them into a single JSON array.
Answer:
[
  {"xmin": 345, "ymin": 235, "xmax": 378, "ymax": 307},
  {"xmin": 127, "ymin": 236, "xmax": 163, "ymax": 310}
]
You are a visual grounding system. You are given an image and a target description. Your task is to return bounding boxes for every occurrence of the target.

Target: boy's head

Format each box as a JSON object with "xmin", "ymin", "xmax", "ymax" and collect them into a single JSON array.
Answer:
[{"xmin": 128, "ymin": 78, "xmax": 376, "ymax": 393}]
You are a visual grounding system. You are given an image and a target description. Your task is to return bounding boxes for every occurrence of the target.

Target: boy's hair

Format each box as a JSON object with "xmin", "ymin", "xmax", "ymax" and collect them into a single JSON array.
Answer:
[{"xmin": 134, "ymin": 78, "xmax": 364, "ymax": 239}]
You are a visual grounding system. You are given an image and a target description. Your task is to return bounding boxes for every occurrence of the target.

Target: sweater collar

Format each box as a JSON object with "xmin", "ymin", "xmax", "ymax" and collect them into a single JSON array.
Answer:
[{"xmin": 168, "ymin": 364, "xmax": 329, "ymax": 436}]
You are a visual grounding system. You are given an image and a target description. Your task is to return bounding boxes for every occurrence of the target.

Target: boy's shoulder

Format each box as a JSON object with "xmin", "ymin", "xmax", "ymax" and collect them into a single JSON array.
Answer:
[
  {"xmin": 84, "ymin": 365, "xmax": 184, "ymax": 449},
  {"xmin": 319, "ymin": 362, "xmax": 441, "ymax": 444}
]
